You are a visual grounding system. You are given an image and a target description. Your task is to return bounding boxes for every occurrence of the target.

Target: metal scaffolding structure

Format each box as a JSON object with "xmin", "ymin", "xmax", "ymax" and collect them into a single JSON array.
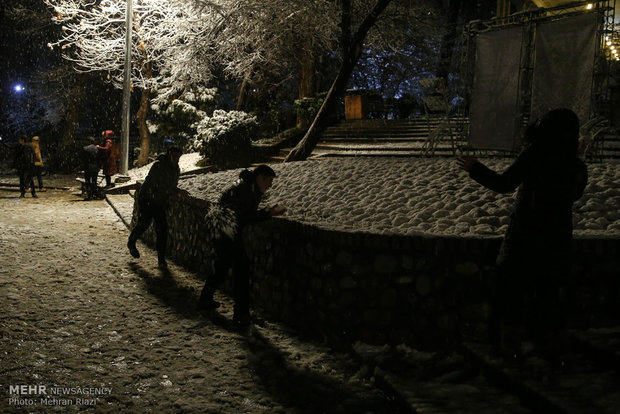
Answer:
[{"xmin": 458, "ymin": 1, "xmax": 617, "ymax": 151}]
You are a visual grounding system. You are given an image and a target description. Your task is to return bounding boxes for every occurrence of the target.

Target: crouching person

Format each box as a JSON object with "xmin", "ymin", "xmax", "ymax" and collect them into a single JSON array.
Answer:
[
  {"xmin": 199, "ymin": 165, "xmax": 286, "ymax": 328},
  {"xmin": 127, "ymin": 147, "xmax": 188, "ymax": 269}
]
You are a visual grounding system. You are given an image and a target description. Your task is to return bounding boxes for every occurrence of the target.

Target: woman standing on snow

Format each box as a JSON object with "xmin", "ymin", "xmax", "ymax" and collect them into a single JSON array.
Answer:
[
  {"xmin": 457, "ymin": 108, "xmax": 588, "ymax": 361},
  {"xmin": 30, "ymin": 136, "xmax": 45, "ymax": 191},
  {"xmin": 97, "ymin": 130, "xmax": 118, "ymax": 187}
]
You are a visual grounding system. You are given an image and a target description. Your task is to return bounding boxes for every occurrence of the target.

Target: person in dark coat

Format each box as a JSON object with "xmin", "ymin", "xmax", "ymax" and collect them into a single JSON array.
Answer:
[
  {"xmin": 127, "ymin": 147, "xmax": 188, "ymax": 268},
  {"xmin": 81, "ymin": 137, "xmax": 100, "ymax": 200},
  {"xmin": 457, "ymin": 108, "xmax": 588, "ymax": 359},
  {"xmin": 199, "ymin": 165, "xmax": 286, "ymax": 328},
  {"xmin": 97, "ymin": 130, "xmax": 118, "ymax": 187},
  {"xmin": 14, "ymin": 136, "xmax": 37, "ymax": 198}
]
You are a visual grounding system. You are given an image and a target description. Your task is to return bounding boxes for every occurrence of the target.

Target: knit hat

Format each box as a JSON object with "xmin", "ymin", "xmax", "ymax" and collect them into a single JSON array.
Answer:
[
  {"xmin": 32, "ymin": 136, "xmax": 40, "ymax": 141},
  {"xmin": 104, "ymin": 130, "xmax": 114, "ymax": 138}
]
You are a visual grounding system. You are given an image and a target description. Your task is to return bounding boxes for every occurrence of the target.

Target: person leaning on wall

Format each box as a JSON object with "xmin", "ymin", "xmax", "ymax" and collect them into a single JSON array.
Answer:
[{"xmin": 198, "ymin": 164, "xmax": 286, "ymax": 329}]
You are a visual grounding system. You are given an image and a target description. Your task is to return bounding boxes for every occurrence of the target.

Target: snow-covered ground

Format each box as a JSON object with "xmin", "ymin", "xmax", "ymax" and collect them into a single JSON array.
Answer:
[
  {"xmin": 126, "ymin": 152, "xmax": 203, "ymax": 181},
  {"xmin": 172, "ymin": 155, "xmax": 620, "ymax": 238}
]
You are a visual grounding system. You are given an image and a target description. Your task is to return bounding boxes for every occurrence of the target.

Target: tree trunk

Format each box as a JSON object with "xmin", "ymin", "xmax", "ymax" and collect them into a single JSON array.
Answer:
[
  {"xmin": 296, "ymin": 40, "xmax": 316, "ymax": 128},
  {"xmin": 136, "ymin": 60, "xmax": 153, "ymax": 167},
  {"xmin": 436, "ymin": 0, "xmax": 462, "ymax": 81},
  {"xmin": 285, "ymin": 0, "xmax": 393, "ymax": 162},
  {"xmin": 59, "ymin": 73, "xmax": 88, "ymax": 148},
  {"xmin": 236, "ymin": 69, "xmax": 252, "ymax": 111},
  {"xmin": 136, "ymin": 87, "xmax": 151, "ymax": 166}
]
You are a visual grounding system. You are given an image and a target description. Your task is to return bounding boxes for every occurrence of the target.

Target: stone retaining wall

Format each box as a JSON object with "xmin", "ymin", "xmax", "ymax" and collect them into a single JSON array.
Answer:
[{"xmin": 132, "ymin": 184, "xmax": 620, "ymax": 347}]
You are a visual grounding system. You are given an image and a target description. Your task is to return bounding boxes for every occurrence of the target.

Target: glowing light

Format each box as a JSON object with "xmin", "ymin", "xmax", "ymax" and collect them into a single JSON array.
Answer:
[
  {"xmin": 13, "ymin": 84, "xmax": 24, "ymax": 92},
  {"xmin": 607, "ymin": 41, "xmax": 612, "ymax": 46},
  {"xmin": 586, "ymin": 3, "xmax": 593, "ymax": 10}
]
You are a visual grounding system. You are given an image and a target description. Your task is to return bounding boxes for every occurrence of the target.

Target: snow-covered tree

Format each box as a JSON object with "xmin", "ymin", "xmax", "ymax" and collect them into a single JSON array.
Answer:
[
  {"xmin": 161, "ymin": 0, "xmax": 340, "ymax": 118},
  {"xmin": 43, "ymin": 0, "xmax": 446, "ymax": 165},
  {"xmin": 193, "ymin": 109, "xmax": 258, "ymax": 170},
  {"xmin": 44, "ymin": 0, "xmax": 198, "ymax": 165}
]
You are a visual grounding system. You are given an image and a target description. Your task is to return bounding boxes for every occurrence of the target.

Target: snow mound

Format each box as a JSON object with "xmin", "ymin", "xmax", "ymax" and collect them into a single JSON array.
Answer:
[{"xmin": 177, "ymin": 157, "xmax": 620, "ymax": 237}]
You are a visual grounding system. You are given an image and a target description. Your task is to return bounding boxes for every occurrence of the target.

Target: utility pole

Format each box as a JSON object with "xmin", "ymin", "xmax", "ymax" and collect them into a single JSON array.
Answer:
[{"xmin": 120, "ymin": 0, "xmax": 133, "ymax": 174}]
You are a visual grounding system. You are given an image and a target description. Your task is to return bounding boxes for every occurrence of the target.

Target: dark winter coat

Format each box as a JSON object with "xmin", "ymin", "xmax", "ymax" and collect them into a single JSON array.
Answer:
[
  {"xmin": 138, "ymin": 154, "xmax": 180, "ymax": 207},
  {"xmin": 220, "ymin": 169, "xmax": 271, "ymax": 230},
  {"xmin": 469, "ymin": 144, "xmax": 588, "ymax": 271},
  {"xmin": 82, "ymin": 144, "xmax": 100, "ymax": 174},
  {"xmin": 13, "ymin": 143, "xmax": 35, "ymax": 171},
  {"xmin": 97, "ymin": 138, "xmax": 118, "ymax": 176}
]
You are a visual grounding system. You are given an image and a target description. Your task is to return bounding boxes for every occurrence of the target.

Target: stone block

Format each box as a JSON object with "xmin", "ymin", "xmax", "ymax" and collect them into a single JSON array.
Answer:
[
  {"xmin": 363, "ymin": 309, "xmax": 391, "ymax": 326},
  {"xmin": 340, "ymin": 276, "xmax": 357, "ymax": 289},
  {"xmin": 336, "ymin": 251, "xmax": 353, "ymax": 268},
  {"xmin": 374, "ymin": 254, "xmax": 397, "ymax": 274},
  {"xmin": 454, "ymin": 261, "xmax": 480, "ymax": 277},
  {"xmin": 415, "ymin": 274, "xmax": 432, "ymax": 296}
]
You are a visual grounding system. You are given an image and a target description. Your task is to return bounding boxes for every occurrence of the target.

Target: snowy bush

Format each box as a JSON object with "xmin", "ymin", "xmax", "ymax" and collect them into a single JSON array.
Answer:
[
  {"xmin": 148, "ymin": 86, "xmax": 217, "ymax": 151},
  {"xmin": 294, "ymin": 94, "xmax": 325, "ymax": 126},
  {"xmin": 193, "ymin": 110, "xmax": 258, "ymax": 170}
]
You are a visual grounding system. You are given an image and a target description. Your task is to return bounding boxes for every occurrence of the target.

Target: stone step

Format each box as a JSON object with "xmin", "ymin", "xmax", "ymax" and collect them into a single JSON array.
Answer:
[
  {"xmin": 349, "ymin": 326, "xmax": 620, "ymax": 414},
  {"xmin": 315, "ymin": 142, "xmax": 460, "ymax": 151},
  {"xmin": 351, "ymin": 343, "xmax": 532, "ymax": 414},
  {"xmin": 319, "ymin": 135, "xmax": 464, "ymax": 142},
  {"xmin": 462, "ymin": 338, "xmax": 620, "ymax": 414},
  {"xmin": 322, "ymin": 130, "xmax": 434, "ymax": 138},
  {"xmin": 570, "ymin": 326, "xmax": 620, "ymax": 375},
  {"xmin": 309, "ymin": 150, "xmax": 460, "ymax": 158}
]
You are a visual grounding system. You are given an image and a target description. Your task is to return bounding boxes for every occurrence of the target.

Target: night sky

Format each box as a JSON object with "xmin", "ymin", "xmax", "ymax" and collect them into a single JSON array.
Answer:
[{"xmin": 1, "ymin": 0, "xmax": 123, "ymax": 143}]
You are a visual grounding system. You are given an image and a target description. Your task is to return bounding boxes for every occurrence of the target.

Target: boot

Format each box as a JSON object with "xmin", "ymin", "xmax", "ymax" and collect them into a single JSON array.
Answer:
[
  {"xmin": 232, "ymin": 312, "xmax": 251, "ymax": 330},
  {"xmin": 198, "ymin": 287, "xmax": 220, "ymax": 310},
  {"xmin": 127, "ymin": 240, "xmax": 140, "ymax": 258}
]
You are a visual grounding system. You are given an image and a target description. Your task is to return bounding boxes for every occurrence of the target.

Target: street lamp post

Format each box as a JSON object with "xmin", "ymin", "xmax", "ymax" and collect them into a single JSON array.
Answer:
[{"xmin": 120, "ymin": 0, "xmax": 133, "ymax": 175}]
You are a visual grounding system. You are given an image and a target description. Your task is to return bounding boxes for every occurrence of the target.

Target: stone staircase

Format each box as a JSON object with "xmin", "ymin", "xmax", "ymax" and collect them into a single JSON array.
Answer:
[
  {"xmin": 586, "ymin": 132, "xmax": 620, "ymax": 162},
  {"xmin": 310, "ymin": 118, "xmax": 470, "ymax": 158},
  {"xmin": 272, "ymin": 117, "xmax": 486, "ymax": 161},
  {"xmin": 272, "ymin": 118, "xmax": 620, "ymax": 162}
]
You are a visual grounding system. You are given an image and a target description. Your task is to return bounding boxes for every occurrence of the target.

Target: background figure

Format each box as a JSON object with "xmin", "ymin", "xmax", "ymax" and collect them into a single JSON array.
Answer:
[
  {"xmin": 30, "ymin": 136, "xmax": 45, "ymax": 191},
  {"xmin": 457, "ymin": 108, "xmax": 587, "ymax": 361},
  {"xmin": 199, "ymin": 165, "xmax": 286, "ymax": 328},
  {"xmin": 13, "ymin": 136, "xmax": 37, "ymax": 198},
  {"xmin": 97, "ymin": 130, "xmax": 118, "ymax": 187},
  {"xmin": 127, "ymin": 147, "xmax": 187, "ymax": 269},
  {"xmin": 81, "ymin": 137, "xmax": 100, "ymax": 200}
]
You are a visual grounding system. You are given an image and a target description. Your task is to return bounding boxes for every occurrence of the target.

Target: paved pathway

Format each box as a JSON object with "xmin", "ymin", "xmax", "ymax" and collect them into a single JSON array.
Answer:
[{"xmin": 0, "ymin": 180, "xmax": 394, "ymax": 413}]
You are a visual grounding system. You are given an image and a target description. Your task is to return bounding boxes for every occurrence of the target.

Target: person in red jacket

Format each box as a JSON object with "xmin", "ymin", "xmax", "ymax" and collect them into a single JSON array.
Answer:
[{"xmin": 97, "ymin": 130, "xmax": 118, "ymax": 187}]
